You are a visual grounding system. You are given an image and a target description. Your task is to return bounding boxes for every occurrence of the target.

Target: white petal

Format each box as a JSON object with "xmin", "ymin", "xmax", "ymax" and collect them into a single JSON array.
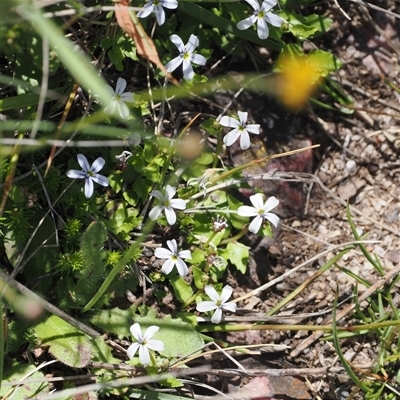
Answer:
[
  {"xmin": 265, "ymin": 212, "xmax": 280, "ymax": 228},
  {"xmin": 237, "ymin": 15, "xmax": 257, "ymax": 31},
  {"xmin": 143, "ymin": 325, "xmax": 159, "ymax": 340},
  {"xmin": 105, "ymin": 84, "xmax": 115, "ymax": 96},
  {"xmin": 116, "ymin": 100, "xmax": 130, "ymax": 119},
  {"xmin": 186, "ymin": 34, "xmax": 200, "ymax": 53},
  {"xmin": 257, "ymin": 18, "xmax": 270, "ymax": 39},
  {"xmin": 91, "ymin": 174, "xmax": 109, "ymax": 187},
  {"xmin": 149, "ymin": 205, "xmax": 163, "ymax": 221},
  {"xmin": 190, "ymin": 53, "xmax": 207, "ymax": 66},
  {"xmin": 239, "ymin": 130, "xmax": 251, "ymax": 150},
  {"xmin": 245, "ymin": 0, "xmax": 261, "ymax": 11},
  {"xmin": 250, "ymin": 193, "xmax": 264, "ymax": 210},
  {"xmin": 161, "ymin": 258, "xmax": 175, "ymax": 275},
  {"xmin": 150, "ymin": 190, "xmax": 165, "ymax": 202},
  {"xmin": 265, "ymin": 12, "xmax": 285, "ymax": 27},
  {"xmin": 147, "ymin": 339, "xmax": 165, "ymax": 352},
  {"xmin": 84, "ymin": 178, "xmax": 94, "ymax": 198},
  {"xmin": 261, "ymin": 0, "xmax": 278, "ymax": 12},
  {"xmin": 161, "ymin": 0, "xmax": 178, "ymax": 9},
  {"xmin": 121, "ymin": 92, "xmax": 134, "ymax": 102},
  {"xmin": 245, "ymin": 124, "xmax": 260, "ymax": 134},
  {"xmin": 138, "ymin": 345, "xmax": 151, "ymax": 366},
  {"xmin": 165, "ymin": 185, "xmax": 176, "ymax": 199},
  {"xmin": 237, "ymin": 111, "xmax": 248, "ymax": 125},
  {"xmin": 170, "ymin": 198, "xmax": 186, "ymax": 210},
  {"xmin": 178, "ymin": 250, "xmax": 192, "ymax": 260},
  {"xmin": 264, "ymin": 196, "xmax": 279, "ymax": 212},
  {"xmin": 248, "ymin": 215, "xmax": 263, "ymax": 234},
  {"xmin": 66, "ymin": 169, "xmax": 85, "ymax": 179},
  {"xmin": 165, "ymin": 56, "xmax": 183, "ymax": 73},
  {"xmin": 169, "ymin": 34, "xmax": 185, "ymax": 52},
  {"xmin": 137, "ymin": 2, "xmax": 154, "ymax": 18},
  {"xmin": 130, "ymin": 323, "xmax": 143, "ymax": 341},
  {"xmin": 223, "ymin": 129, "xmax": 241, "ymax": 147},
  {"xmin": 182, "ymin": 59, "xmax": 194, "ymax": 81},
  {"xmin": 220, "ymin": 285, "xmax": 233, "ymax": 303},
  {"xmin": 166, "ymin": 239, "xmax": 178, "ymax": 254},
  {"xmin": 176, "ymin": 258, "xmax": 189, "ymax": 276},
  {"xmin": 77, "ymin": 154, "xmax": 90, "ymax": 172},
  {"xmin": 222, "ymin": 302, "xmax": 237, "ymax": 313},
  {"xmin": 211, "ymin": 308, "xmax": 223, "ymax": 324},
  {"xmin": 154, "ymin": 5, "xmax": 165, "ymax": 25},
  {"xmin": 204, "ymin": 285, "xmax": 220, "ymax": 302},
  {"xmin": 91, "ymin": 157, "xmax": 105, "ymax": 173},
  {"xmin": 104, "ymin": 99, "xmax": 117, "ymax": 115},
  {"xmin": 155, "ymin": 247, "xmax": 173, "ymax": 259},
  {"xmin": 237, "ymin": 205, "xmax": 258, "ymax": 217},
  {"xmin": 115, "ymin": 77, "xmax": 127, "ymax": 94},
  {"xmin": 127, "ymin": 342, "xmax": 140, "ymax": 359},
  {"xmin": 219, "ymin": 116, "xmax": 240, "ymax": 129},
  {"xmin": 164, "ymin": 206, "xmax": 177, "ymax": 225},
  {"xmin": 196, "ymin": 301, "xmax": 217, "ymax": 312}
]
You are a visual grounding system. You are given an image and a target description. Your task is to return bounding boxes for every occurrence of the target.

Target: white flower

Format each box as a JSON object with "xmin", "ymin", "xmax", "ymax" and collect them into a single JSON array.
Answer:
[
  {"xmin": 66, "ymin": 154, "xmax": 109, "ymax": 198},
  {"xmin": 104, "ymin": 77, "xmax": 134, "ymax": 119},
  {"xmin": 137, "ymin": 0, "xmax": 178, "ymax": 26},
  {"xmin": 155, "ymin": 239, "xmax": 192, "ymax": 276},
  {"xmin": 149, "ymin": 185, "xmax": 186, "ymax": 225},
  {"xmin": 220, "ymin": 111, "xmax": 260, "ymax": 150},
  {"xmin": 127, "ymin": 323, "xmax": 164, "ymax": 366},
  {"xmin": 237, "ymin": 193, "xmax": 279, "ymax": 234},
  {"xmin": 237, "ymin": 0, "xmax": 285, "ymax": 40},
  {"xmin": 165, "ymin": 34, "xmax": 207, "ymax": 81},
  {"xmin": 196, "ymin": 285, "xmax": 237, "ymax": 324}
]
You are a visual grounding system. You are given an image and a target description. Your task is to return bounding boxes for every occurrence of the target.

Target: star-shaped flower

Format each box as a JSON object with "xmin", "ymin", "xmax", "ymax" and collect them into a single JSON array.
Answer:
[
  {"xmin": 196, "ymin": 285, "xmax": 237, "ymax": 324},
  {"xmin": 165, "ymin": 34, "xmax": 207, "ymax": 81},
  {"xmin": 237, "ymin": 0, "xmax": 285, "ymax": 40},
  {"xmin": 127, "ymin": 323, "xmax": 164, "ymax": 366},
  {"xmin": 137, "ymin": 0, "xmax": 178, "ymax": 26},
  {"xmin": 154, "ymin": 239, "xmax": 192, "ymax": 276},
  {"xmin": 149, "ymin": 185, "xmax": 186, "ymax": 225},
  {"xmin": 104, "ymin": 77, "xmax": 134, "ymax": 119},
  {"xmin": 220, "ymin": 111, "xmax": 260, "ymax": 150},
  {"xmin": 66, "ymin": 154, "xmax": 109, "ymax": 198},
  {"xmin": 237, "ymin": 193, "xmax": 279, "ymax": 234}
]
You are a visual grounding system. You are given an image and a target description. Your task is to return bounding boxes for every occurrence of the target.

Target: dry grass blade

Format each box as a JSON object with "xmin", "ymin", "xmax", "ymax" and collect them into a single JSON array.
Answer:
[{"xmin": 114, "ymin": 0, "xmax": 179, "ymax": 86}]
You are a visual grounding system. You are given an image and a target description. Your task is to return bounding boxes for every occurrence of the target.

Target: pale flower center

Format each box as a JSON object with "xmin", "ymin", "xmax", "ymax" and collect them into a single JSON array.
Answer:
[
  {"xmin": 115, "ymin": 94, "xmax": 122, "ymax": 101},
  {"xmin": 258, "ymin": 208, "xmax": 265, "ymax": 216},
  {"xmin": 165, "ymin": 199, "xmax": 171, "ymax": 207},
  {"xmin": 257, "ymin": 11, "xmax": 265, "ymax": 19},
  {"xmin": 182, "ymin": 51, "xmax": 190, "ymax": 60}
]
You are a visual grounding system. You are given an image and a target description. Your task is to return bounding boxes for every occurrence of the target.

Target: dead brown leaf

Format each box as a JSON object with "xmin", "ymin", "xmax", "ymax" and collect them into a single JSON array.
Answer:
[{"xmin": 114, "ymin": 0, "xmax": 179, "ymax": 86}]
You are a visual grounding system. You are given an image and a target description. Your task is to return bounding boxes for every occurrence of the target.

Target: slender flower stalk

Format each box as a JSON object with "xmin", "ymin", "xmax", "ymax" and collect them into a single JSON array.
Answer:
[
  {"xmin": 66, "ymin": 154, "xmax": 109, "ymax": 198},
  {"xmin": 220, "ymin": 111, "xmax": 260, "ymax": 150},
  {"xmin": 104, "ymin": 77, "xmax": 134, "ymax": 119},
  {"xmin": 137, "ymin": 0, "xmax": 178, "ymax": 26},
  {"xmin": 165, "ymin": 34, "xmax": 207, "ymax": 80},
  {"xmin": 149, "ymin": 185, "xmax": 186, "ymax": 225},
  {"xmin": 237, "ymin": 0, "xmax": 285, "ymax": 40},
  {"xmin": 196, "ymin": 285, "xmax": 237, "ymax": 324},
  {"xmin": 237, "ymin": 193, "xmax": 279, "ymax": 234},
  {"xmin": 127, "ymin": 323, "xmax": 164, "ymax": 366},
  {"xmin": 154, "ymin": 239, "xmax": 192, "ymax": 276}
]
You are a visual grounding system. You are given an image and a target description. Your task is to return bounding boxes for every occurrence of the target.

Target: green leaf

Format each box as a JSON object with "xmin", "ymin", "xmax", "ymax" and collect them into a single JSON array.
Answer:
[
  {"xmin": 307, "ymin": 50, "xmax": 342, "ymax": 76},
  {"xmin": 1, "ymin": 361, "xmax": 49, "ymax": 399},
  {"xmin": 170, "ymin": 275, "xmax": 194, "ymax": 304},
  {"xmin": 221, "ymin": 242, "xmax": 249, "ymax": 274},
  {"xmin": 281, "ymin": 12, "xmax": 333, "ymax": 39},
  {"xmin": 90, "ymin": 307, "xmax": 138, "ymax": 339},
  {"xmin": 134, "ymin": 310, "xmax": 204, "ymax": 360},
  {"xmin": 34, "ymin": 316, "xmax": 92, "ymax": 368}
]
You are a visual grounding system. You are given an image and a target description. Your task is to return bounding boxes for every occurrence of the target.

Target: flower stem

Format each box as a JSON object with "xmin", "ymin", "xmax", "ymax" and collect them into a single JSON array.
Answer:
[{"xmin": 220, "ymin": 225, "xmax": 248, "ymax": 245}]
